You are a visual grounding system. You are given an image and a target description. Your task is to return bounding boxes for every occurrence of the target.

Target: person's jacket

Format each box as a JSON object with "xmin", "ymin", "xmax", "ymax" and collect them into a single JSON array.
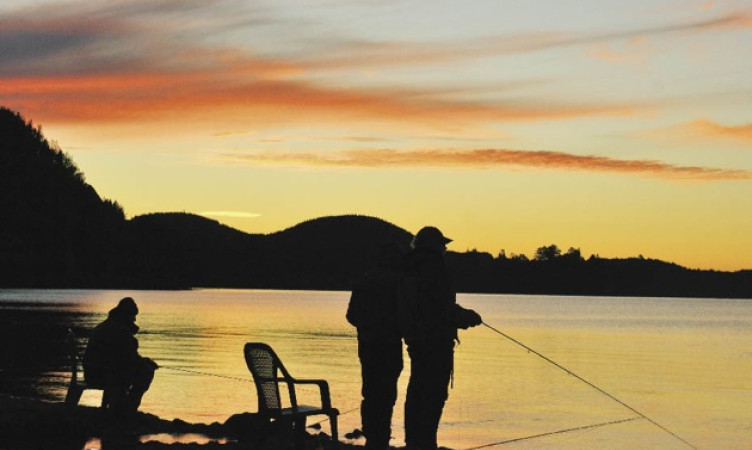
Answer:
[
  {"xmin": 83, "ymin": 310, "xmax": 140, "ymax": 385},
  {"xmin": 397, "ymin": 247, "xmax": 480, "ymax": 343},
  {"xmin": 347, "ymin": 263, "xmax": 402, "ymax": 342}
]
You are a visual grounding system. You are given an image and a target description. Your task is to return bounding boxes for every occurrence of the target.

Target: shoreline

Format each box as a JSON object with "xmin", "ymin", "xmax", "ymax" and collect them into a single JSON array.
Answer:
[{"xmin": 0, "ymin": 394, "xmax": 369, "ymax": 450}]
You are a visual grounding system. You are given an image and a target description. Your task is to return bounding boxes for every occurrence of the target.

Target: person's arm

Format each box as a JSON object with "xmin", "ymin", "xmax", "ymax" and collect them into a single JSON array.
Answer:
[
  {"xmin": 453, "ymin": 304, "xmax": 482, "ymax": 329},
  {"xmin": 346, "ymin": 283, "xmax": 364, "ymax": 328}
]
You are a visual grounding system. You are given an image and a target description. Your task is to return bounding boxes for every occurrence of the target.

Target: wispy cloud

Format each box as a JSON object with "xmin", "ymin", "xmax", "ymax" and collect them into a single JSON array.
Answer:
[
  {"xmin": 642, "ymin": 119, "xmax": 752, "ymax": 144},
  {"xmin": 1, "ymin": 70, "xmax": 642, "ymax": 128},
  {"xmin": 3, "ymin": 1, "xmax": 750, "ymax": 78},
  {"xmin": 1, "ymin": 1, "xmax": 749, "ymax": 131},
  {"xmin": 302, "ymin": 10, "xmax": 752, "ymax": 71},
  {"xmin": 222, "ymin": 148, "xmax": 751, "ymax": 181},
  {"xmin": 686, "ymin": 119, "xmax": 752, "ymax": 141}
]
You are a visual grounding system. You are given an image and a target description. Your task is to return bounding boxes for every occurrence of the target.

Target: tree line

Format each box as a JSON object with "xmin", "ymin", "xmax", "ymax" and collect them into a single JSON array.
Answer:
[{"xmin": 1, "ymin": 106, "xmax": 750, "ymax": 298}]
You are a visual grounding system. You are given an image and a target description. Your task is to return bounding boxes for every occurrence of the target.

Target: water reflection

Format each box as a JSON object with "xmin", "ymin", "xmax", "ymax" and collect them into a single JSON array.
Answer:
[
  {"xmin": 82, "ymin": 437, "xmax": 101, "ymax": 450},
  {"xmin": 0, "ymin": 300, "xmax": 96, "ymax": 401},
  {"xmin": 81, "ymin": 434, "xmax": 232, "ymax": 450},
  {"xmin": 1, "ymin": 290, "xmax": 751, "ymax": 449},
  {"xmin": 139, "ymin": 433, "xmax": 234, "ymax": 445}
]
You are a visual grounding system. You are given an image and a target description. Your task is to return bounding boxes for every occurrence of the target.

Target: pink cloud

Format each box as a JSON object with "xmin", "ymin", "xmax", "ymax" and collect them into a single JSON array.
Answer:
[
  {"xmin": 688, "ymin": 119, "xmax": 752, "ymax": 141},
  {"xmin": 223, "ymin": 148, "xmax": 750, "ymax": 181}
]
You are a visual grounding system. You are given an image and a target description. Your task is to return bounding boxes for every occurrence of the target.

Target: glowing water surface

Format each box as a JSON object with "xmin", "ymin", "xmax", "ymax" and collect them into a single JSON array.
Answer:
[{"xmin": 1, "ymin": 289, "xmax": 750, "ymax": 449}]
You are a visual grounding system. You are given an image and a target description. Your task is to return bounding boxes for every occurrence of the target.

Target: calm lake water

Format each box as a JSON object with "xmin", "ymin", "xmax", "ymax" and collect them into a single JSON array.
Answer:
[{"xmin": 1, "ymin": 289, "xmax": 751, "ymax": 449}]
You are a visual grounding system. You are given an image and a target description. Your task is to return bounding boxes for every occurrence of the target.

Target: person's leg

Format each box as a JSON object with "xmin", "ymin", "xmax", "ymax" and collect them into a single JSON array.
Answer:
[
  {"xmin": 104, "ymin": 380, "xmax": 129, "ymax": 413},
  {"xmin": 378, "ymin": 339, "xmax": 403, "ymax": 448},
  {"xmin": 404, "ymin": 341, "xmax": 428, "ymax": 448},
  {"xmin": 126, "ymin": 358, "xmax": 155, "ymax": 410},
  {"xmin": 419, "ymin": 341, "xmax": 453, "ymax": 450},
  {"xmin": 98, "ymin": 366, "xmax": 130, "ymax": 413},
  {"xmin": 361, "ymin": 338, "xmax": 402, "ymax": 449},
  {"xmin": 358, "ymin": 339, "xmax": 375, "ymax": 442}
]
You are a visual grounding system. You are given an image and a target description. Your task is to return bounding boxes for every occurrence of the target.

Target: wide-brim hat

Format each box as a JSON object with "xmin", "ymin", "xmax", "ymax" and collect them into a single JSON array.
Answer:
[{"xmin": 413, "ymin": 226, "xmax": 452, "ymax": 248}]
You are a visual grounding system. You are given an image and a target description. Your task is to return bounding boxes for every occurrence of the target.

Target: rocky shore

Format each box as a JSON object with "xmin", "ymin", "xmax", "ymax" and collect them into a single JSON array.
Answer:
[{"xmin": 0, "ymin": 394, "xmax": 364, "ymax": 450}]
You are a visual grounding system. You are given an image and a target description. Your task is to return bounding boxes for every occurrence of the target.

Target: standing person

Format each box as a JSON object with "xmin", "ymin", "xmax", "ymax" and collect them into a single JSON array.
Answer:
[
  {"xmin": 399, "ymin": 226, "xmax": 482, "ymax": 450},
  {"xmin": 83, "ymin": 297, "xmax": 158, "ymax": 413},
  {"xmin": 347, "ymin": 242, "xmax": 406, "ymax": 450}
]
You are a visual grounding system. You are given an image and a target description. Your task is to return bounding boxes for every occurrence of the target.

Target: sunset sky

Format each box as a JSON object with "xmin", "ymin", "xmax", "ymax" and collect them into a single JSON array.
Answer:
[{"xmin": 2, "ymin": 0, "xmax": 751, "ymax": 270}]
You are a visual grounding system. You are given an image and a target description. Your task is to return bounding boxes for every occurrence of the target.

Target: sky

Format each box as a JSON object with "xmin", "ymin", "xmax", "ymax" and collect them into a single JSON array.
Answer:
[{"xmin": 1, "ymin": 0, "xmax": 751, "ymax": 271}]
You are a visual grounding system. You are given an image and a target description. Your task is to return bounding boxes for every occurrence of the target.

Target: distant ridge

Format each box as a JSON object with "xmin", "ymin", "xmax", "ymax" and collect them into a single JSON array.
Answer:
[
  {"xmin": 1, "ymin": 106, "xmax": 750, "ymax": 297},
  {"xmin": 123, "ymin": 213, "xmax": 412, "ymax": 290}
]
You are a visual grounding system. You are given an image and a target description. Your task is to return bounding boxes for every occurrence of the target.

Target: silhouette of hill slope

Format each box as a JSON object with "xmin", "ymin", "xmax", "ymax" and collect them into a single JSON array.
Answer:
[
  {"xmin": 267, "ymin": 215, "xmax": 413, "ymax": 289},
  {"xmin": 122, "ymin": 213, "xmax": 412, "ymax": 289},
  {"xmin": 0, "ymin": 107, "xmax": 125, "ymax": 287},
  {"xmin": 1, "ymin": 105, "xmax": 750, "ymax": 297},
  {"xmin": 121, "ymin": 212, "xmax": 268, "ymax": 288}
]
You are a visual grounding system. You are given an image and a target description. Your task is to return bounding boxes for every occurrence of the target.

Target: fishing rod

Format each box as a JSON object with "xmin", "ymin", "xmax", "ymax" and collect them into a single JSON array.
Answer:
[{"xmin": 481, "ymin": 322, "xmax": 697, "ymax": 449}]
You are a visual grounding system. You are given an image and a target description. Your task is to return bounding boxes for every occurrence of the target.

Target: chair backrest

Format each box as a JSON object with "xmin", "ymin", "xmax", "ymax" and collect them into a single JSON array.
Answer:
[{"xmin": 244, "ymin": 343, "xmax": 292, "ymax": 413}]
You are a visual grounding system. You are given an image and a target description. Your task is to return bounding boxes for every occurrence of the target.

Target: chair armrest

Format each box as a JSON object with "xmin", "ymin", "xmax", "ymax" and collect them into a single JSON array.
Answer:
[{"xmin": 290, "ymin": 379, "xmax": 333, "ymax": 410}]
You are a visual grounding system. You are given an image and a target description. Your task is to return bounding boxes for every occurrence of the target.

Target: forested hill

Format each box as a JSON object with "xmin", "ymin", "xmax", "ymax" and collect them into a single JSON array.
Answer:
[
  {"xmin": 0, "ymin": 108, "xmax": 125, "ymax": 286},
  {"xmin": 1, "ymin": 106, "xmax": 751, "ymax": 297}
]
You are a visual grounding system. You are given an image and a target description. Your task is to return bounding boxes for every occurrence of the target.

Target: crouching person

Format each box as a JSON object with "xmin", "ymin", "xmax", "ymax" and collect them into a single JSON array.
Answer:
[{"xmin": 83, "ymin": 297, "xmax": 158, "ymax": 413}]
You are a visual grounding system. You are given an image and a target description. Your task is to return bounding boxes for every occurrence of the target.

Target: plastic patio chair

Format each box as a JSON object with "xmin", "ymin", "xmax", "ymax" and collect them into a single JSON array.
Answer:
[{"xmin": 243, "ymin": 342, "xmax": 339, "ymax": 448}]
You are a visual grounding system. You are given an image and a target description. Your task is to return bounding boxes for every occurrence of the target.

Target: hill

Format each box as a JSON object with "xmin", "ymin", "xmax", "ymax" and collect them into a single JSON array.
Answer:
[
  {"xmin": 0, "ymin": 107, "xmax": 125, "ymax": 287},
  {"xmin": 120, "ymin": 213, "xmax": 412, "ymax": 290},
  {"xmin": 1, "ymin": 106, "xmax": 750, "ymax": 297}
]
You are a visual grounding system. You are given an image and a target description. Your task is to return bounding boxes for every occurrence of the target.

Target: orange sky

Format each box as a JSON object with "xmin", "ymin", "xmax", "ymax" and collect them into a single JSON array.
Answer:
[{"xmin": 2, "ymin": 0, "xmax": 751, "ymax": 270}]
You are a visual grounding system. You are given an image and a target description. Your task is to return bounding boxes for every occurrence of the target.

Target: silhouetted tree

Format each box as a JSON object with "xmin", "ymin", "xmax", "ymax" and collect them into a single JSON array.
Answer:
[
  {"xmin": 534, "ymin": 244, "xmax": 561, "ymax": 261},
  {"xmin": 0, "ymin": 107, "xmax": 126, "ymax": 287},
  {"xmin": 562, "ymin": 247, "xmax": 583, "ymax": 262}
]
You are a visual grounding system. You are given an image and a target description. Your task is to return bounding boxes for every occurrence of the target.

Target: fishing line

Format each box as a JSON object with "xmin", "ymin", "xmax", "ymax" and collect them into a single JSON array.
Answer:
[
  {"xmin": 463, "ymin": 416, "xmax": 641, "ymax": 449},
  {"xmin": 481, "ymin": 322, "xmax": 697, "ymax": 449},
  {"xmin": 308, "ymin": 406, "xmax": 360, "ymax": 427},
  {"xmin": 161, "ymin": 365, "xmax": 360, "ymax": 421},
  {"xmin": 162, "ymin": 366, "xmax": 327, "ymax": 394},
  {"xmin": 161, "ymin": 366, "xmax": 253, "ymax": 384},
  {"xmin": 164, "ymin": 366, "xmax": 359, "ymax": 430}
]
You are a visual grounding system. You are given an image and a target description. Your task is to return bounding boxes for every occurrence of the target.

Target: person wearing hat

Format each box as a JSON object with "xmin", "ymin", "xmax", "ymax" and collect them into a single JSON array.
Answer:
[
  {"xmin": 398, "ymin": 226, "xmax": 482, "ymax": 450},
  {"xmin": 83, "ymin": 297, "xmax": 158, "ymax": 413}
]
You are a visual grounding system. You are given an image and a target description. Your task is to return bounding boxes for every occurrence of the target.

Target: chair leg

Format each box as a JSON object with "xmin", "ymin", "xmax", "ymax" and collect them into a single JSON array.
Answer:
[
  {"xmin": 293, "ymin": 417, "xmax": 307, "ymax": 450},
  {"xmin": 329, "ymin": 414, "xmax": 338, "ymax": 449},
  {"xmin": 65, "ymin": 384, "xmax": 83, "ymax": 407}
]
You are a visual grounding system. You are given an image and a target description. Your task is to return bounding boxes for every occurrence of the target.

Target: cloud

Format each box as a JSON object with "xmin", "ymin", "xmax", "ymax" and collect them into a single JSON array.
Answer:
[
  {"xmin": 0, "ymin": 0, "xmax": 279, "ymax": 77},
  {"xmin": 686, "ymin": 119, "xmax": 752, "ymax": 141},
  {"xmin": 642, "ymin": 119, "xmax": 752, "ymax": 144},
  {"xmin": 0, "ymin": 1, "xmax": 746, "ymax": 129},
  {"xmin": 1, "ymin": 1, "xmax": 648, "ymax": 129},
  {"xmin": 3, "ymin": 1, "xmax": 750, "ymax": 79},
  {"xmin": 222, "ymin": 148, "xmax": 751, "ymax": 181},
  {"xmin": 1, "ymin": 69, "xmax": 641, "ymax": 128},
  {"xmin": 302, "ymin": 10, "xmax": 752, "ymax": 71}
]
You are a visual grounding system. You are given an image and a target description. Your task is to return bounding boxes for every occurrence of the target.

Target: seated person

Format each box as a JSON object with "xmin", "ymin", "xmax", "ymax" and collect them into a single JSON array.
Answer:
[{"xmin": 83, "ymin": 297, "xmax": 157, "ymax": 412}]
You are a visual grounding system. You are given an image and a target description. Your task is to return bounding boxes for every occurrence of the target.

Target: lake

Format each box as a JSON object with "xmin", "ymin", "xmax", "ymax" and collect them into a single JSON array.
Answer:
[{"xmin": 1, "ymin": 289, "xmax": 750, "ymax": 449}]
